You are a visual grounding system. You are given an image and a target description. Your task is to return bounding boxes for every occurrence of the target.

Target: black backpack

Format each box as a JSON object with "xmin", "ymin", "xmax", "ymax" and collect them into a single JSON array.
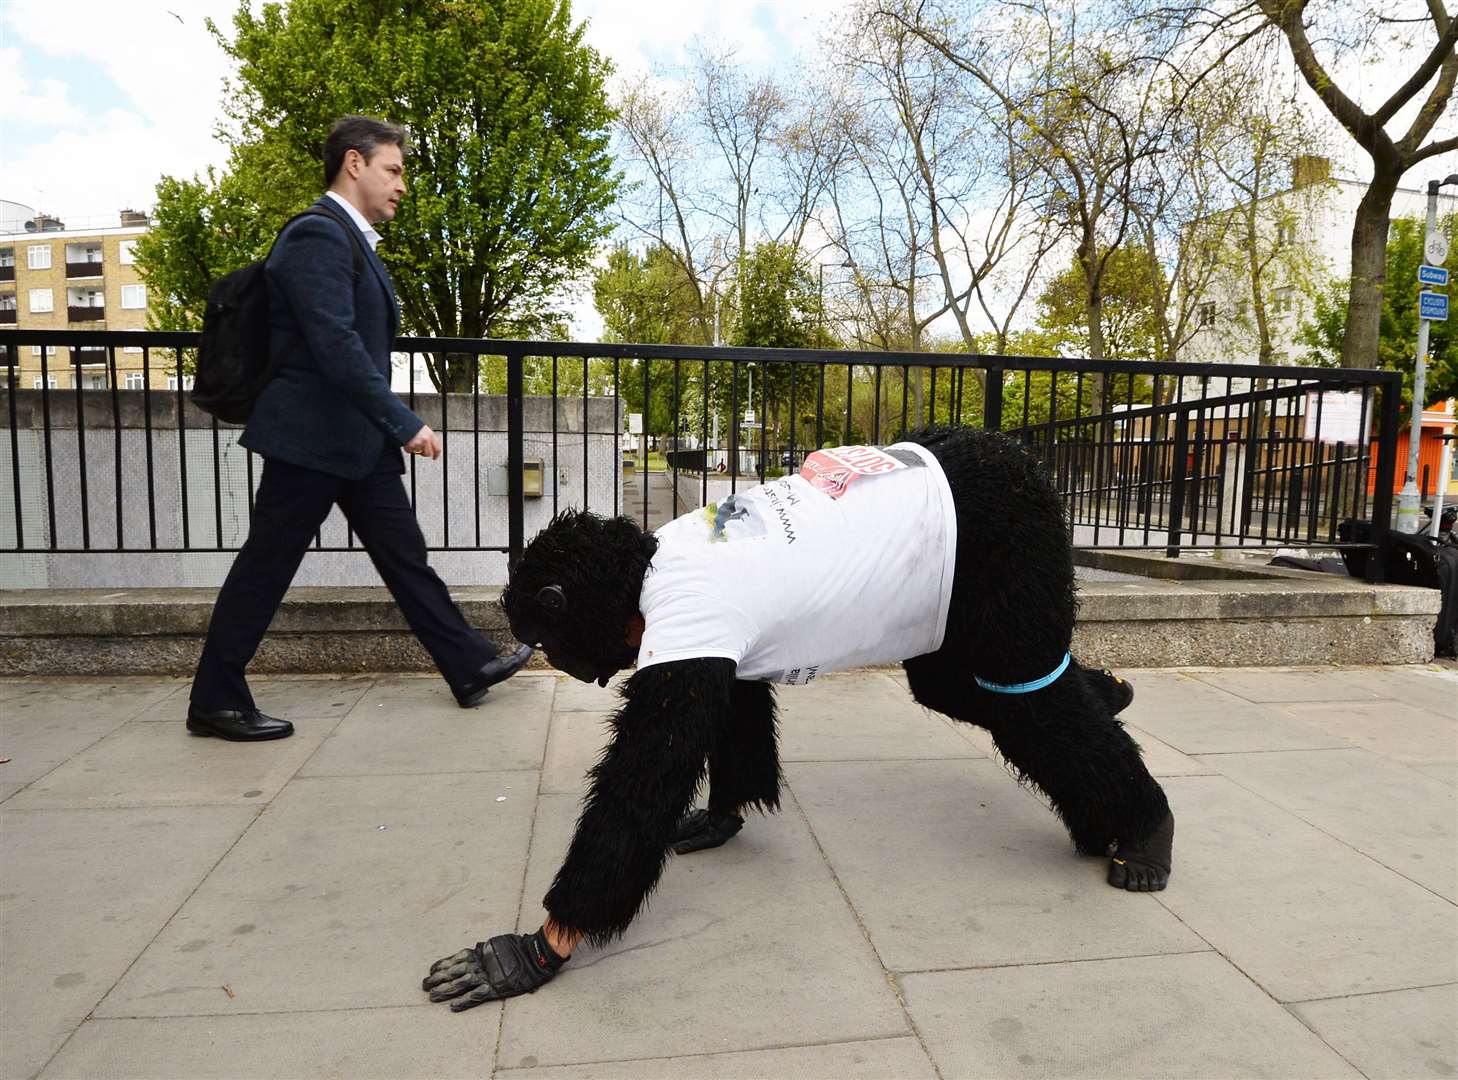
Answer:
[{"xmin": 191, "ymin": 205, "xmax": 365, "ymax": 424}]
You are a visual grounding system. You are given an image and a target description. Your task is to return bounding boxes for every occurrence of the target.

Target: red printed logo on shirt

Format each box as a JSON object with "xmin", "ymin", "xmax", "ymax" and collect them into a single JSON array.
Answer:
[{"xmin": 799, "ymin": 445, "xmax": 907, "ymax": 499}]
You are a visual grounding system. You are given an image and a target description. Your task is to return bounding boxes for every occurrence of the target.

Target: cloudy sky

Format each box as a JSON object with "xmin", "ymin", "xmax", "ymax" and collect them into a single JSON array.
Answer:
[
  {"xmin": 0, "ymin": 0, "xmax": 843, "ymax": 221},
  {"xmin": 1, "ymin": 0, "xmax": 1452, "ymax": 335}
]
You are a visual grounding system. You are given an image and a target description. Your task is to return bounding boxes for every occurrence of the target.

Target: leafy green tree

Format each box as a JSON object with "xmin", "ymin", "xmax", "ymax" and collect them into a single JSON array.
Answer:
[
  {"xmin": 1036, "ymin": 246, "xmax": 1163, "ymax": 363},
  {"xmin": 138, "ymin": 0, "xmax": 619, "ymax": 390},
  {"xmin": 1298, "ymin": 214, "xmax": 1457, "ymax": 412},
  {"xmin": 727, "ymin": 242, "xmax": 827, "ymax": 453}
]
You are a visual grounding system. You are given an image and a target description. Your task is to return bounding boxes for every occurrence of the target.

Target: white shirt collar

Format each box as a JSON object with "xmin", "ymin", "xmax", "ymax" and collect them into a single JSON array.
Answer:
[{"xmin": 325, "ymin": 191, "xmax": 381, "ymax": 251}]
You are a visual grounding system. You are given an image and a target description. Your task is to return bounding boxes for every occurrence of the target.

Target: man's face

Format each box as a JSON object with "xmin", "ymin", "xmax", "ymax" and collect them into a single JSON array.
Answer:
[{"xmin": 349, "ymin": 143, "xmax": 406, "ymax": 225}]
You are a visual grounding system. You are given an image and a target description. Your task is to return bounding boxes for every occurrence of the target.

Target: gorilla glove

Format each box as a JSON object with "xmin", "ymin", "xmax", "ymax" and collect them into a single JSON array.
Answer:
[{"xmin": 422, "ymin": 930, "xmax": 566, "ymax": 1011}]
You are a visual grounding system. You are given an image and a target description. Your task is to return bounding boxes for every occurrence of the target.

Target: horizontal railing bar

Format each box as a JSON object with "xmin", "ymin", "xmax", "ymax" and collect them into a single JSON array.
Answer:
[{"xmin": 0, "ymin": 329, "xmax": 1400, "ymax": 390}]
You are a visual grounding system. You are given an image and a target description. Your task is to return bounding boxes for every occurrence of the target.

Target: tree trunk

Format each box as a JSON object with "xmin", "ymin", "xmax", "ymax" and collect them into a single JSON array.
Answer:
[{"xmin": 1341, "ymin": 168, "xmax": 1401, "ymax": 368}]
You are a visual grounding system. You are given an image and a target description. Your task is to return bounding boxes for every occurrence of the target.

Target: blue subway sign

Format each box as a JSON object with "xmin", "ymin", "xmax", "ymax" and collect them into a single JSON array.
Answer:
[
  {"xmin": 1418, "ymin": 264, "xmax": 1449, "ymax": 287},
  {"xmin": 1418, "ymin": 290, "xmax": 1449, "ymax": 321}
]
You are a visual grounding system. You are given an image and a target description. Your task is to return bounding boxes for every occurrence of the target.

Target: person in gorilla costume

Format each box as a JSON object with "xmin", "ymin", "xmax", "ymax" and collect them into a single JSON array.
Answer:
[{"xmin": 422, "ymin": 426, "xmax": 1174, "ymax": 1011}]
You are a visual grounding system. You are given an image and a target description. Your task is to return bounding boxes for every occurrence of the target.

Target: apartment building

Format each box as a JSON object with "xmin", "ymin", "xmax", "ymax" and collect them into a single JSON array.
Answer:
[
  {"xmin": 0, "ymin": 204, "xmax": 186, "ymax": 391},
  {"xmin": 1182, "ymin": 156, "xmax": 1458, "ymax": 368}
]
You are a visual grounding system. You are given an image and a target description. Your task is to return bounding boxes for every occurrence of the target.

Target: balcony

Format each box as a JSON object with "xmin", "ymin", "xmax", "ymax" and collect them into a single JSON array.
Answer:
[
  {"xmin": 71, "ymin": 347, "xmax": 109, "ymax": 367},
  {"xmin": 68, "ymin": 305, "xmax": 106, "ymax": 322},
  {"xmin": 66, "ymin": 260, "xmax": 104, "ymax": 279},
  {"xmin": 0, "ymin": 308, "xmax": 16, "ymax": 324},
  {"xmin": 0, "ymin": 265, "xmax": 14, "ymax": 282}
]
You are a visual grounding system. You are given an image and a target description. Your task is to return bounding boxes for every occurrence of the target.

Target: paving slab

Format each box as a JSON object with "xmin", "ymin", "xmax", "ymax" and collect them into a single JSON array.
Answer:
[
  {"xmin": 776, "ymin": 672, "xmax": 985, "ymax": 762},
  {"xmin": 495, "ymin": 792, "xmax": 909, "ymax": 1069},
  {"xmin": 549, "ymin": 673, "xmax": 626, "ymax": 713},
  {"xmin": 1183, "ymin": 665, "xmax": 1457, "ymax": 718},
  {"xmin": 497, "ymin": 1036, "xmax": 939, "ymax": 1079},
  {"xmin": 1120, "ymin": 672, "xmax": 1349, "ymax": 754},
  {"xmin": 0, "ymin": 678, "xmax": 185, "ymax": 801},
  {"xmin": 1123, "ymin": 724, "xmax": 1216, "ymax": 777},
  {"xmin": 95, "ymin": 771, "xmax": 537, "ymax": 1018},
  {"xmin": 38, "ymin": 1008, "xmax": 493, "ymax": 1080},
  {"xmin": 1155, "ymin": 775, "xmax": 1457, "ymax": 1001},
  {"xmin": 1190, "ymin": 667, "xmax": 1392, "ymax": 703},
  {"xmin": 1414, "ymin": 762, "xmax": 1458, "ymax": 786},
  {"xmin": 298, "ymin": 673, "xmax": 552, "ymax": 776},
  {"xmin": 1274, "ymin": 699, "xmax": 1458, "ymax": 766},
  {"xmin": 899, "ymin": 952, "xmax": 1360, "ymax": 1079},
  {"xmin": 1, "ymin": 805, "xmax": 257, "ymax": 1080},
  {"xmin": 124, "ymin": 675, "xmax": 376, "ymax": 722},
  {"xmin": 785, "ymin": 759, "xmax": 1205, "ymax": 972},
  {"xmin": 1197, "ymin": 746, "xmax": 1456, "ymax": 901},
  {"xmin": 1291, "ymin": 983, "xmax": 1458, "ymax": 1080},
  {"xmin": 3, "ymin": 717, "xmax": 334, "ymax": 810},
  {"xmin": 541, "ymin": 710, "xmax": 612, "ymax": 795}
]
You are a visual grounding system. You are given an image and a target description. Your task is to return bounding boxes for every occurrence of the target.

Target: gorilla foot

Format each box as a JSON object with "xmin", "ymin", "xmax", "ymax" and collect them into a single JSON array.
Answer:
[
  {"xmin": 1107, "ymin": 812, "xmax": 1173, "ymax": 892},
  {"xmin": 670, "ymin": 808, "xmax": 743, "ymax": 854}
]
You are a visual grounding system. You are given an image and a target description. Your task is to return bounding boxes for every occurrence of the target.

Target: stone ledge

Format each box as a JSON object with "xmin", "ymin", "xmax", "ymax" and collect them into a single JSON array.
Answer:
[{"xmin": 0, "ymin": 576, "xmax": 1441, "ymax": 675}]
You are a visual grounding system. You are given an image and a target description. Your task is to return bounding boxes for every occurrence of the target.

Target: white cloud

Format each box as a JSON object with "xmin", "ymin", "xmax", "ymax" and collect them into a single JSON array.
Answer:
[{"xmin": 1, "ymin": 0, "xmax": 238, "ymax": 218}]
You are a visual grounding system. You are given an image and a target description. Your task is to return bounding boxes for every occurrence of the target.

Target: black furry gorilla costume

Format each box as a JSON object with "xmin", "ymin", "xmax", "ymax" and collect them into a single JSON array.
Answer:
[{"xmin": 422, "ymin": 427, "xmax": 1174, "ymax": 1010}]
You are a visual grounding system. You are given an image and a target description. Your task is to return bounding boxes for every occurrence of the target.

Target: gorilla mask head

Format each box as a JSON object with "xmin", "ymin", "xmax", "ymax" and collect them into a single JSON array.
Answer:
[{"xmin": 501, "ymin": 509, "xmax": 658, "ymax": 686}]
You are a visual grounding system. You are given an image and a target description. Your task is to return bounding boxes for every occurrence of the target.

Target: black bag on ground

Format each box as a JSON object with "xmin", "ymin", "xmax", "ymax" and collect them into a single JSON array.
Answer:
[{"xmin": 191, "ymin": 206, "xmax": 364, "ymax": 424}]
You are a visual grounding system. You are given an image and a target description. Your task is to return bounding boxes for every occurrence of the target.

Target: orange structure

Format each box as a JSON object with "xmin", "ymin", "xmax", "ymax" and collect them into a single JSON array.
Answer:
[{"xmin": 1368, "ymin": 399, "xmax": 1457, "ymax": 497}]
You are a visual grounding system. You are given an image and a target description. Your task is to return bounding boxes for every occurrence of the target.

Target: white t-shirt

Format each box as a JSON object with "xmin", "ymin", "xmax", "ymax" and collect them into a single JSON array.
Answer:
[{"xmin": 636, "ymin": 443, "xmax": 958, "ymax": 684}]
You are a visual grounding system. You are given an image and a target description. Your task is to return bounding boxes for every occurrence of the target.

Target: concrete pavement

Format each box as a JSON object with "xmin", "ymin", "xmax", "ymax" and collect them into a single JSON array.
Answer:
[{"xmin": 1, "ymin": 663, "xmax": 1454, "ymax": 1079}]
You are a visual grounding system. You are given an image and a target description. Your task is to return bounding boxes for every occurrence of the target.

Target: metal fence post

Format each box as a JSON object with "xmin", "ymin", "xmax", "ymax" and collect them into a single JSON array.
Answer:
[
  {"xmin": 983, "ymin": 366, "xmax": 1003, "ymax": 432},
  {"xmin": 506, "ymin": 344, "xmax": 525, "ymax": 570},
  {"xmin": 1167, "ymin": 407, "xmax": 1190, "ymax": 558},
  {"xmin": 1365, "ymin": 373, "xmax": 1402, "ymax": 583}
]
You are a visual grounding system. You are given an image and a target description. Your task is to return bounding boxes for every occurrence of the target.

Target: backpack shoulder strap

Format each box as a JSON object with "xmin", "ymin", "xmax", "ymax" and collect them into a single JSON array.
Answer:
[{"xmin": 270, "ymin": 203, "xmax": 366, "ymax": 282}]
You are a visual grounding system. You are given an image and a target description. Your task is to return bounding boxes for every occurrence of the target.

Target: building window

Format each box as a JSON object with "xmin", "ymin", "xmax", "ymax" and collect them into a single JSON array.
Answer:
[
  {"xmin": 84, "ymin": 373, "xmax": 107, "ymax": 390},
  {"xmin": 124, "ymin": 372, "xmax": 146, "ymax": 390},
  {"xmin": 0, "ymin": 248, "xmax": 14, "ymax": 267},
  {"xmin": 119, "ymin": 240, "xmax": 138, "ymax": 265},
  {"xmin": 33, "ymin": 374, "xmax": 59, "ymax": 389},
  {"xmin": 1198, "ymin": 302, "xmax": 1216, "ymax": 328},
  {"xmin": 1273, "ymin": 286, "xmax": 1295, "ymax": 316},
  {"xmin": 166, "ymin": 374, "xmax": 195, "ymax": 391},
  {"xmin": 1275, "ymin": 222, "xmax": 1295, "ymax": 248},
  {"xmin": 121, "ymin": 283, "xmax": 146, "ymax": 309},
  {"xmin": 27, "ymin": 245, "xmax": 52, "ymax": 270},
  {"xmin": 28, "ymin": 288, "xmax": 53, "ymax": 313}
]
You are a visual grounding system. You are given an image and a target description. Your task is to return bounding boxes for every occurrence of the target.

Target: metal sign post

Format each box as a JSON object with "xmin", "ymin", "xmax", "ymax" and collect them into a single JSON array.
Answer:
[{"xmin": 1396, "ymin": 173, "xmax": 1457, "ymax": 532}]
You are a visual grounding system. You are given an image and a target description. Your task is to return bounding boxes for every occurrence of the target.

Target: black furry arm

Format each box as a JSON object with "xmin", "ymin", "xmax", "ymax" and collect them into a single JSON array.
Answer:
[{"xmin": 542, "ymin": 658, "xmax": 734, "ymax": 945}]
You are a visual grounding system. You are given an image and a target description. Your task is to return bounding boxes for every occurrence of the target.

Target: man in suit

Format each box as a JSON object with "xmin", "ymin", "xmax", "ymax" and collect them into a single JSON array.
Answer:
[{"xmin": 187, "ymin": 115, "xmax": 532, "ymax": 741}]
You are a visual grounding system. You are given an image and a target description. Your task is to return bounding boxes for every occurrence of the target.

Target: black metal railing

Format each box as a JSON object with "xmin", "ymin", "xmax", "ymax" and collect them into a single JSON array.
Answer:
[
  {"xmin": 0, "ymin": 329, "xmax": 1403, "ymax": 580},
  {"xmin": 65, "ymin": 260, "xmax": 104, "ymax": 279}
]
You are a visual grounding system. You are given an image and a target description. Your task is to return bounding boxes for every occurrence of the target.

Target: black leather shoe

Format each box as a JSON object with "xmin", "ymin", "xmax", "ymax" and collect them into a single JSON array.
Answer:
[
  {"xmin": 453, "ymin": 644, "xmax": 535, "ymax": 708},
  {"xmin": 186, "ymin": 705, "xmax": 295, "ymax": 741}
]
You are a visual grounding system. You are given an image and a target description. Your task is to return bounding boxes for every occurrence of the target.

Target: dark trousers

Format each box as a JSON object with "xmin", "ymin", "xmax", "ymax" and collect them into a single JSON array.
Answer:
[{"xmin": 191, "ymin": 449, "xmax": 496, "ymax": 710}]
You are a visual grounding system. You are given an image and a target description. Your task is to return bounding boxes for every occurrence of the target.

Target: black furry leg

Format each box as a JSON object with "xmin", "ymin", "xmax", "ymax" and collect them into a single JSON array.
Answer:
[
  {"xmin": 979, "ymin": 674, "xmax": 1169, "ymax": 858},
  {"xmin": 908, "ymin": 655, "xmax": 1169, "ymax": 860},
  {"xmin": 669, "ymin": 680, "xmax": 781, "ymax": 856},
  {"xmin": 706, "ymin": 680, "xmax": 782, "ymax": 815}
]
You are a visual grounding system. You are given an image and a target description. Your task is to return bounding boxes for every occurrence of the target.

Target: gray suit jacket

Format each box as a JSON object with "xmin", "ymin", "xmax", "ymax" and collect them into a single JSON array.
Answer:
[{"xmin": 242, "ymin": 197, "xmax": 423, "ymax": 479}]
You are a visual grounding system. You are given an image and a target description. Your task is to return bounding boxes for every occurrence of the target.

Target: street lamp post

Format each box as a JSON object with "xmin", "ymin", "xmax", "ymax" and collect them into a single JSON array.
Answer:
[{"xmin": 1396, "ymin": 172, "xmax": 1458, "ymax": 533}]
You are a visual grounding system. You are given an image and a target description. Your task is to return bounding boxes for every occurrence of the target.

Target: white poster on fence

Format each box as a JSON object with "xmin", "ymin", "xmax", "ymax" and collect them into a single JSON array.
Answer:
[{"xmin": 1304, "ymin": 390, "xmax": 1366, "ymax": 445}]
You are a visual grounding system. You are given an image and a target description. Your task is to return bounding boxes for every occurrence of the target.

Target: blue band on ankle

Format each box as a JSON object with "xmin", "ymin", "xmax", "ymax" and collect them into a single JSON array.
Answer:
[{"xmin": 975, "ymin": 652, "xmax": 1071, "ymax": 694}]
